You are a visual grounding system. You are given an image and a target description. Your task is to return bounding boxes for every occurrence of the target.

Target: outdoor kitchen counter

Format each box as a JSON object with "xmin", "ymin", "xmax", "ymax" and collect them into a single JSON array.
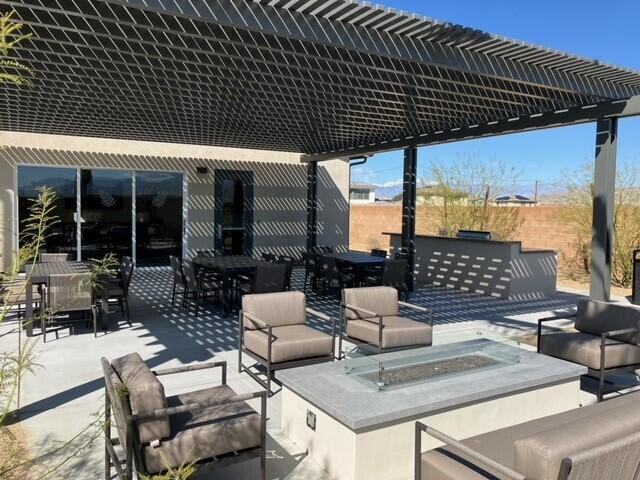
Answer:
[{"xmin": 384, "ymin": 232, "xmax": 557, "ymax": 299}]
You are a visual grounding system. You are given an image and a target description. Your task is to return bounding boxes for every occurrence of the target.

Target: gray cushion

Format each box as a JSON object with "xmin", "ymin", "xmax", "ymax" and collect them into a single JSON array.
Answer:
[
  {"xmin": 420, "ymin": 392, "xmax": 640, "ymax": 480},
  {"xmin": 514, "ymin": 399, "xmax": 640, "ymax": 480},
  {"xmin": 143, "ymin": 385, "xmax": 261, "ymax": 474},
  {"xmin": 575, "ymin": 300, "xmax": 640, "ymax": 344},
  {"xmin": 111, "ymin": 353, "xmax": 170, "ymax": 444},
  {"xmin": 244, "ymin": 324, "xmax": 333, "ymax": 363},
  {"xmin": 242, "ymin": 291, "xmax": 306, "ymax": 329},
  {"xmin": 347, "ymin": 316, "xmax": 432, "ymax": 349},
  {"xmin": 342, "ymin": 286, "xmax": 398, "ymax": 320},
  {"xmin": 539, "ymin": 331, "xmax": 640, "ymax": 370}
]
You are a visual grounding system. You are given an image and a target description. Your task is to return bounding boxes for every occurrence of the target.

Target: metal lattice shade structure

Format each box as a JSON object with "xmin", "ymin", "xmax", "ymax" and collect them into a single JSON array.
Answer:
[{"xmin": 2, "ymin": 0, "xmax": 640, "ymax": 156}]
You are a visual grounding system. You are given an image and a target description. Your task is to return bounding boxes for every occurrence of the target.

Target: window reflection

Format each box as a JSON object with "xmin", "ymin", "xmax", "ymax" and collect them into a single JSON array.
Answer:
[
  {"xmin": 18, "ymin": 166, "xmax": 77, "ymax": 256},
  {"xmin": 80, "ymin": 169, "xmax": 132, "ymax": 260},
  {"xmin": 136, "ymin": 171, "xmax": 183, "ymax": 266},
  {"xmin": 222, "ymin": 179, "xmax": 245, "ymax": 255}
]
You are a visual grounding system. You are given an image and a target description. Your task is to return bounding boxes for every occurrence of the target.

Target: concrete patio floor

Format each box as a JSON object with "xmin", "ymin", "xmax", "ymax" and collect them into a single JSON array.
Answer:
[{"xmin": 3, "ymin": 267, "xmax": 634, "ymax": 479}]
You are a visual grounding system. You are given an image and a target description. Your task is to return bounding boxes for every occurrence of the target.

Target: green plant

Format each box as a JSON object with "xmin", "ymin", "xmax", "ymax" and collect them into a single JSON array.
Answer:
[
  {"xmin": 0, "ymin": 10, "xmax": 34, "ymax": 86},
  {"xmin": 560, "ymin": 161, "xmax": 640, "ymax": 288},
  {"xmin": 429, "ymin": 155, "xmax": 523, "ymax": 240}
]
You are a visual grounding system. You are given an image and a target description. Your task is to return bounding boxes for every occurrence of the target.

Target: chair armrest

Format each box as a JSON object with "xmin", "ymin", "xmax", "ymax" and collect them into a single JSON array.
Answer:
[
  {"xmin": 152, "ymin": 361, "xmax": 227, "ymax": 384},
  {"xmin": 342, "ymin": 303, "xmax": 378, "ymax": 319},
  {"xmin": 132, "ymin": 390, "xmax": 267, "ymax": 421},
  {"xmin": 306, "ymin": 307, "xmax": 330, "ymax": 322},
  {"xmin": 537, "ymin": 313, "xmax": 577, "ymax": 352},
  {"xmin": 399, "ymin": 301, "xmax": 434, "ymax": 327},
  {"xmin": 241, "ymin": 310, "xmax": 269, "ymax": 329},
  {"xmin": 601, "ymin": 327, "xmax": 640, "ymax": 339},
  {"xmin": 415, "ymin": 422, "xmax": 526, "ymax": 480}
]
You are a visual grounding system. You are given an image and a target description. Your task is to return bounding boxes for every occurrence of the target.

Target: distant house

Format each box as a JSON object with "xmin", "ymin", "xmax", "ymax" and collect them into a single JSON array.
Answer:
[
  {"xmin": 350, "ymin": 183, "xmax": 376, "ymax": 204},
  {"xmin": 495, "ymin": 194, "xmax": 537, "ymax": 207}
]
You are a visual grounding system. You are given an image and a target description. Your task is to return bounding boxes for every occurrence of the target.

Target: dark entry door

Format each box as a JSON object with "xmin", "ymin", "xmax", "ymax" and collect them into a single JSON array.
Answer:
[{"xmin": 214, "ymin": 170, "xmax": 254, "ymax": 256}]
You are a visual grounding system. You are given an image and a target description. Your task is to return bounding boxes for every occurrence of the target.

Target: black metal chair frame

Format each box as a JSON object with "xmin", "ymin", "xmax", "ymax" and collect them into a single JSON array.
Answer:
[
  {"xmin": 183, "ymin": 262, "xmax": 221, "ymax": 317},
  {"xmin": 363, "ymin": 258, "xmax": 409, "ymax": 300},
  {"xmin": 169, "ymin": 255, "xmax": 186, "ymax": 306},
  {"xmin": 537, "ymin": 314, "xmax": 640, "ymax": 401},
  {"xmin": 102, "ymin": 359, "xmax": 267, "ymax": 480},
  {"xmin": 238, "ymin": 308, "xmax": 336, "ymax": 397},
  {"xmin": 277, "ymin": 255, "xmax": 295, "ymax": 291},
  {"xmin": 100, "ymin": 256, "xmax": 134, "ymax": 326},
  {"xmin": 338, "ymin": 301, "xmax": 433, "ymax": 356}
]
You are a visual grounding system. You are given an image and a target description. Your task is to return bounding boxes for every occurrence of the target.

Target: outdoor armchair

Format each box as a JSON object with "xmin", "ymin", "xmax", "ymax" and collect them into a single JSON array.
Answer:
[
  {"xmin": 102, "ymin": 353, "xmax": 267, "ymax": 480},
  {"xmin": 537, "ymin": 299, "xmax": 640, "ymax": 401},
  {"xmin": 415, "ymin": 391, "xmax": 640, "ymax": 480},
  {"xmin": 239, "ymin": 291, "xmax": 336, "ymax": 396},
  {"xmin": 339, "ymin": 286, "xmax": 433, "ymax": 355}
]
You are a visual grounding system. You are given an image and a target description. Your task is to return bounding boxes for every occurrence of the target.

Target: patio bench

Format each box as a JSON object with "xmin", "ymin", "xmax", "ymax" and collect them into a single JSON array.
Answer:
[
  {"xmin": 537, "ymin": 299, "xmax": 640, "ymax": 401},
  {"xmin": 339, "ymin": 286, "xmax": 433, "ymax": 354},
  {"xmin": 416, "ymin": 390, "xmax": 640, "ymax": 480},
  {"xmin": 102, "ymin": 353, "xmax": 266, "ymax": 479},
  {"xmin": 239, "ymin": 290, "xmax": 336, "ymax": 396}
]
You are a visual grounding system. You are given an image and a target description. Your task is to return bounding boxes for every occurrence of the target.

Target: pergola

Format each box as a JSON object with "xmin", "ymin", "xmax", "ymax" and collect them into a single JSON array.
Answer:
[{"xmin": 3, "ymin": 0, "xmax": 640, "ymax": 300}]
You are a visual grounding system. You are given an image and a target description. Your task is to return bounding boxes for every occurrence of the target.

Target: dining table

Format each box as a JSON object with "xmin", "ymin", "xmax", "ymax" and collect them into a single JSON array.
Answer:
[
  {"xmin": 314, "ymin": 251, "xmax": 386, "ymax": 288},
  {"xmin": 192, "ymin": 255, "xmax": 268, "ymax": 316}
]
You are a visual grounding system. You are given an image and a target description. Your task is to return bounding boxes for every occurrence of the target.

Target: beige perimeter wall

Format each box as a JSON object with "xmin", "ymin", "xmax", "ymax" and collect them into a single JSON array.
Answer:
[
  {"xmin": 350, "ymin": 204, "xmax": 582, "ymax": 272},
  {"xmin": 0, "ymin": 131, "xmax": 350, "ymax": 269}
]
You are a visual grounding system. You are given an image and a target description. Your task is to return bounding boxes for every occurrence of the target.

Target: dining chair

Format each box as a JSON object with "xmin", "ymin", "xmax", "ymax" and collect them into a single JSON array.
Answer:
[{"xmin": 43, "ymin": 272, "xmax": 95, "ymax": 341}]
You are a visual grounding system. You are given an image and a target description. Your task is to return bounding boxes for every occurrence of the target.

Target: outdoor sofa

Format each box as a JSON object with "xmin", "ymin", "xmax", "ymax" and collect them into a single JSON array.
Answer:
[
  {"xmin": 102, "ymin": 353, "xmax": 266, "ymax": 479},
  {"xmin": 538, "ymin": 299, "xmax": 640, "ymax": 401},
  {"xmin": 239, "ymin": 290, "xmax": 336, "ymax": 396},
  {"xmin": 415, "ymin": 390, "xmax": 640, "ymax": 480},
  {"xmin": 339, "ymin": 286, "xmax": 433, "ymax": 354}
]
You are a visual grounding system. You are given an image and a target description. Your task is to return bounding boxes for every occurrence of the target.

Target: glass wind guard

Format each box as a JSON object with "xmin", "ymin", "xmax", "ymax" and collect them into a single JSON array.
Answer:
[{"xmin": 344, "ymin": 328, "xmax": 520, "ymax": 391}]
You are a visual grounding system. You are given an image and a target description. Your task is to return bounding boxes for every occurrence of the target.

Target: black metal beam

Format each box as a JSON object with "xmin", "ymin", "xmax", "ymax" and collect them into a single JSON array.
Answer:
[
  {"xmin": 402, "ymin": 147, "xmax": 418, "ymax": 292},
  {"xmin": 589, "ymin": 117, "xmax": 618, "ymax": 301},
  {"xmin": 303, "ymin": 95, "xmax": 640, "ymax": 162},
  {"xmin": 306, "ymin": 160, "xmax": 318, "ymax": 251}
]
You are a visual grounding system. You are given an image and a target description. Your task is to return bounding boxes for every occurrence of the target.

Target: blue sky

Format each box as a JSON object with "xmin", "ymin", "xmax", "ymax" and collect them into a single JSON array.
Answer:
[{"xmin": 351, "ymin": 0, "xmax": 640, "ymax": 194}]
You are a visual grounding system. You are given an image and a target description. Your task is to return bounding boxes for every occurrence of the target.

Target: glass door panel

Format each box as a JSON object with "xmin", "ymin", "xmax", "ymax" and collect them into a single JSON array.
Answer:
[
  {"xmin": 135, "ymin": 171, "xmax": 183, "ymax": 266},
  {"xmin": 215, "ymin": 170, "xmax": 253, "ymax": 256},
  {"xmin": 17, "ymin": 166, "xmax": 77, "ymax": 257},
  {"xmin": 80, "ymin": 169, "xmax": 132, "ymax": 260}
]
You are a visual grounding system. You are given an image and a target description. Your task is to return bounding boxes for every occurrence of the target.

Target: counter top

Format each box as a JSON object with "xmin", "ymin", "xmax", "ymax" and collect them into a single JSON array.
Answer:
[{"xmin": 382, "ymin": 232, "xmax": 556, "ymax": 255}]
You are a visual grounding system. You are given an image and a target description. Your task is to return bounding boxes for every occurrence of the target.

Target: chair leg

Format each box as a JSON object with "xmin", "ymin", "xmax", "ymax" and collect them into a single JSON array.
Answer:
[
  {"xmin": 598, "ymin": 369, "xmax": 605, "ymax": 402},
  {"xmin": 195, "ymin": 291, "xmax": 200, "ymax": 318},
  {"xmin": 171, "ymin": 282, "xmax": 176, "ymax": 305},
  {"xmin": 125, "ymin": 299, "xmax": 131, "ymax": 325}
]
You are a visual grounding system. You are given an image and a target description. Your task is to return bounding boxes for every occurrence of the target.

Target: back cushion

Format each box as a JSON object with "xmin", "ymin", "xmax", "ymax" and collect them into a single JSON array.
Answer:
[
  {"xmin": 514, "ymin": 400, "xmax": 640, "ymax": 480},
  {"xmin": 342, "ymin": 286, "xmax": 398, "ymax": 320},
  {"xmin": 242, "ymin": 291, "xmax": 306, "ymax": 329},
  {"xmin": 111, "ymin": 353, "xmax": 170, "ymax": 444},
  {"xmin": 575, "ymin": 300, "xmax": 640, "ymax": 344}
]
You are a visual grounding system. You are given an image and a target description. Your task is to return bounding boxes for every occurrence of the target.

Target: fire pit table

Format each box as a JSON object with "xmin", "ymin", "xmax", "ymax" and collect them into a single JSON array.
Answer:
[{"xmin": 278, "ymin": 327, "xmax": 586, "ymax": 480}]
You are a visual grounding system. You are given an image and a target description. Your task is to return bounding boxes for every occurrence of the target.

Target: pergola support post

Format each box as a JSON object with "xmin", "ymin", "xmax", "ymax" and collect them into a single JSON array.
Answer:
[
  {"xmin": 402, "ymin": 147, "xmax": 418, "ymax": 292},
  {"xmin": 306, "ymin": 160, "xmax": 318, "ymax": 251},
  {"xmin": 589, "ymin": 117, "xmax": 618, "ymax": 301}
]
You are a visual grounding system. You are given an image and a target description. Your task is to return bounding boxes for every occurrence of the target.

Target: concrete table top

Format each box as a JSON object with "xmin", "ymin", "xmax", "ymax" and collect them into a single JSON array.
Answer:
[{"xmin": 278, "ymin": 347, "xmax": 587, "ymax": 432}]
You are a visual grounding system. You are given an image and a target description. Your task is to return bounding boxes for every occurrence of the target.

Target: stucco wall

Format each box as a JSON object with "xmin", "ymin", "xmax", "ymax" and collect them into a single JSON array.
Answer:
[{"xmin": 0, "ymin": 131, "xmax": 349, "ymax": 269}]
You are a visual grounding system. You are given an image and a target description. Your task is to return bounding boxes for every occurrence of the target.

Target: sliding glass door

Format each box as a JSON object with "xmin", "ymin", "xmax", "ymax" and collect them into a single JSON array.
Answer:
[
  {"xmin": 17, "ymin": 166, "xmax": 184, "ymax": 265},
  {"xmin": 80, "ymin": 169, "xmax": 133, "ymax": 260},
  {"xmin": 135, "ymin": 171, "xmax": 183, "ymax": 266},
  {"xmin": 17, "ymin": 166, "xmax": 78, "ymax": 256}
]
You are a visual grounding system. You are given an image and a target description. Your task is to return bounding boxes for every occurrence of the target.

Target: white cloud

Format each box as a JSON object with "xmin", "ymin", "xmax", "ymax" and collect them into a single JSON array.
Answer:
[{"xmin": 376, "ymin": 178, "xmax": 403, "ymax": 188}]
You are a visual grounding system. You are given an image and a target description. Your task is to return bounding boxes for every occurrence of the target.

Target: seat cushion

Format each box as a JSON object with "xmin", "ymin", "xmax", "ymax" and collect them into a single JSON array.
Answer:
[
  {"xmin": 244, "ymin": 324, "xmax": 333, "ymax": 364},
  {"xmin": 342, "ymin": 286, "xmax": 398, "ymax": 320},
  {"xmin": 420, "ymin": 391, "xmax": 640, "ymax": 480},
  {"xmin": 539, "ymin": 331, "xmax": 640, "ymax": 370},
  {"xmin": 143, "ymin": 385, "xmax": 261, "ymax": 474},
  {"xmin": 111, "ymin": 353, "xmax": 170, "ymax": 444},
  {"xmin": 242, "ymin": 291, "xmax": 306, "ymax": 329},
  {"xmin": 575, "ymin": 300, "xmax": 640, "ymax": 344},
  {"xmin": 347, "ymin": 316, "xmax": 432, "ymax": 349}
]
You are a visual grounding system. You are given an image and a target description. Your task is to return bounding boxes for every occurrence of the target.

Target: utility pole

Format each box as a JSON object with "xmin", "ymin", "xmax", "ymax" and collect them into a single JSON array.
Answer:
[{"xmin": 534, "ymin": 180, "xmax": 540, "ymax": 205}]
